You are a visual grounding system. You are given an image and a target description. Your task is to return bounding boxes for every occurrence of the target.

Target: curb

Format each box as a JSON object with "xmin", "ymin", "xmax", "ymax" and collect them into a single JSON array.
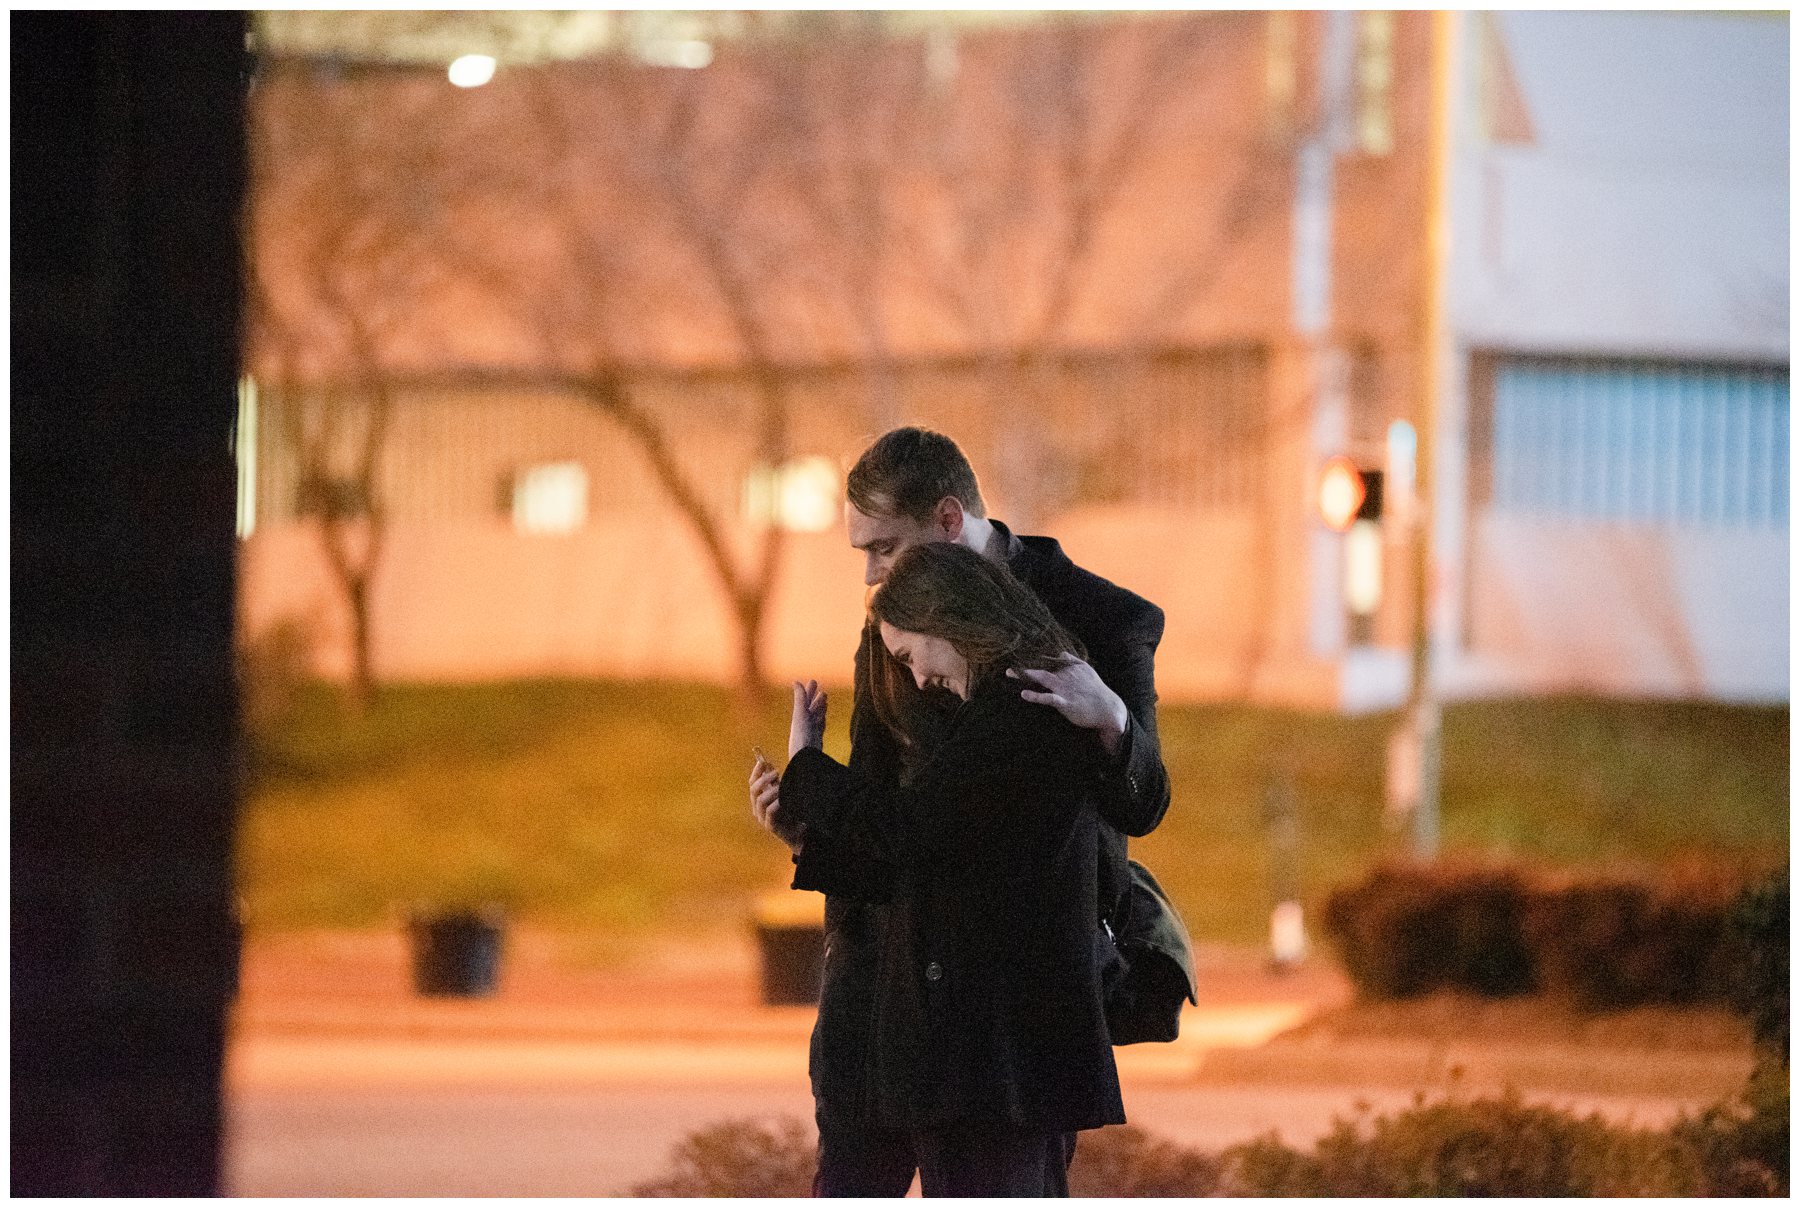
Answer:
[{"xmin": 1195, "ymin": 1038, "xmax": 1753, "ymax": 1101}]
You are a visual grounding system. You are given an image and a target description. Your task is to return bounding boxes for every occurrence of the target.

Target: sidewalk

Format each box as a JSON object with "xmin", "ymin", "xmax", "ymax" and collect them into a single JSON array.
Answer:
[
  {"xmin": 231, "ymin": 928, "xmax": 1347, "ymax": 1086},
  {"xmin": 231, "ymin": 927, "xmax": 1752, "ymax": 1101}
]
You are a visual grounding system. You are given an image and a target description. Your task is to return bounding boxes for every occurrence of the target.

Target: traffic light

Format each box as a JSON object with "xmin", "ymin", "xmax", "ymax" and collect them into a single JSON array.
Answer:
[
  {"xmin": 1317, "ymin": 456, "xmax": 1365, "ymax": 532},
  {"xmin": 1319, "ymin": 457, "xmax": 1385, "ymax": 644}
]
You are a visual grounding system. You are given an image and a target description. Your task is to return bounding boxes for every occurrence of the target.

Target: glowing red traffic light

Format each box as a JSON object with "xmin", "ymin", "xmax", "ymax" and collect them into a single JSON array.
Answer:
[{"xmin": 1318, "ymin": 456, "xmax": 1366, "ymax": 532}]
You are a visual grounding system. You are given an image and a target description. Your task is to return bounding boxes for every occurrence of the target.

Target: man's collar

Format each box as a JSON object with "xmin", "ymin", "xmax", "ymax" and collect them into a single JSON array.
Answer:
[{"xmin": 985, "ymin": 518, "xmax": 1024, "ymax": 564}]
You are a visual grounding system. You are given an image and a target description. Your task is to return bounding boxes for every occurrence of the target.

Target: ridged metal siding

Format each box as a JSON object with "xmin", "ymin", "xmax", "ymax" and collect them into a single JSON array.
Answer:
[{"xmin": 1492, "ymin": 359, "xmax": 1788, "ymax": 528}]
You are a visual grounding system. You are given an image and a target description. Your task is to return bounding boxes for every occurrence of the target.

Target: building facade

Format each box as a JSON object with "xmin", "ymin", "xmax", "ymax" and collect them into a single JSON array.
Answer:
[{"xmin": 239, "ymin": 10, "xmax": 1788, "ymax": 707}]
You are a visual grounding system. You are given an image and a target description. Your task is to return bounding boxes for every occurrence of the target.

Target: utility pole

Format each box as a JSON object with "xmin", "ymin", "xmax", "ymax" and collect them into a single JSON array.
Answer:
[
  {"xmin": 1295, "ymin": 12, "xmax": 1355, "ymax": 660},
  {"xmin": 1392, "ymin": 10, "xmax": 1461, "ymax": 859}
]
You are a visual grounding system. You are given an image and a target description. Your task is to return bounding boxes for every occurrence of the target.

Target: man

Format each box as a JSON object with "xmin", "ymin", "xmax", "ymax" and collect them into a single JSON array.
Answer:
[{"xmin": 749, "ymin": 426, "xmax": 1169, "ymax": 1195}]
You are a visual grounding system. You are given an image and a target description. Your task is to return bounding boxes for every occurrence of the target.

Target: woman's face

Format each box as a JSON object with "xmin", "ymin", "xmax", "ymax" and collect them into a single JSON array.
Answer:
[{"xmin": 879, "ymin": 621, "xmax": 971, "ymax": 701}]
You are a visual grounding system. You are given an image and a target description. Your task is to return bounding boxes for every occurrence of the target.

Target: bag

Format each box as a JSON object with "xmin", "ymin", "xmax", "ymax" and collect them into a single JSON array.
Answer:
[{"xmin": 1101, "ymin": 860, "xmax": 1198, "ymax": 1045}]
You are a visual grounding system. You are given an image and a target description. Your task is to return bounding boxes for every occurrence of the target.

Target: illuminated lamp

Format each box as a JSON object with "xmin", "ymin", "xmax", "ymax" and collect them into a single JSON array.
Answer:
[{"xmin": 1317, "ymin": 455, "xmax": 1366, "ymax": 533}]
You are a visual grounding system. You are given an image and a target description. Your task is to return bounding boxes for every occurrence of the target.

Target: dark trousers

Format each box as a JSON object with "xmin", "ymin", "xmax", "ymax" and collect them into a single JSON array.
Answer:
[{"xmin": 814, "ymin": 1119, "xmax": 1076, "ymax": 1198}]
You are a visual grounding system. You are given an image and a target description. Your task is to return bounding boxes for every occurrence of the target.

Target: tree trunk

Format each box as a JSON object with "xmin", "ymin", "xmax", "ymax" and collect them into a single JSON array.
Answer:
[
  {"xmin": 735, "ymin": 593, "xmax": 769, "ymax": 705},
  {"xmin": 346, "ymin": 576, "xmax": 377, "ymax": 713}
]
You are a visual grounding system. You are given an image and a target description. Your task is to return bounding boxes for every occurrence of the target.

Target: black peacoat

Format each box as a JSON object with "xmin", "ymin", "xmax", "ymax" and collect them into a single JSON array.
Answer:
[
  {"xmin": 790, "ymin": 521, "xmax": 1170, "ymax": 1130},
  {"xmin": 783, "ymin": 674, "xmax": 1126, "ymax": 1134}
]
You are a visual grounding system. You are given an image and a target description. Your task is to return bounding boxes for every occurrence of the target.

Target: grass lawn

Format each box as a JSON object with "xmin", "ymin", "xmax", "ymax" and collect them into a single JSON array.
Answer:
[{"xmin": 239, "ymin": 680, "xmax": 1788, "ymax": 947}]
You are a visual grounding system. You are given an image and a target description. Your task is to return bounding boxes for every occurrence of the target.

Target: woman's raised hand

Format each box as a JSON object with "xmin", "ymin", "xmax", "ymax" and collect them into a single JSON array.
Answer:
[{"xmin": 789, "ymin": 678, "xmax": 828, "ymax": 758}]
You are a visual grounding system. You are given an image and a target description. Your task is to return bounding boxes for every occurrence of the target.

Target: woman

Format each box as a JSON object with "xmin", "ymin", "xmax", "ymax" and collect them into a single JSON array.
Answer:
[{"xmin": 779, "ymin": 541, "xmax": 1124, "ymax": 1197}]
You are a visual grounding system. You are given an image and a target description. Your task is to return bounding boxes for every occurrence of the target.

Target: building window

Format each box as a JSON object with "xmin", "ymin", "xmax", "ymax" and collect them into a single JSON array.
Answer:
[
  {"xmin": 511, "ymin": 461, "xmax": 589, "ymax": 534},
  {"xmin": 1486, "ymin": 359, "xmax": 1788, "ymax": 529},
  {"xmin": 743, "ymin": 456, "xmax": 840, "ymax": 533},
  {"xmin": 1354, "ymin": 11, "xmax": 1394, "ymax": 155}
]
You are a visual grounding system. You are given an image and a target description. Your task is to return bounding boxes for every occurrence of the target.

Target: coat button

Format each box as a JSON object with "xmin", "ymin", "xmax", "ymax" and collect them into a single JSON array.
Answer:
[{"xmin": 924, "ymin": 961, "xmax": 943, "ymax": 982}]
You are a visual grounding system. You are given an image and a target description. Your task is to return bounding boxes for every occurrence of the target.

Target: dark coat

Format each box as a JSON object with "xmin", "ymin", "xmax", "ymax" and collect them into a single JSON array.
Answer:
[
  {"xmin": 789, "ymin": 522, "xmax": 1170, "ymax": 1129},
  {"xmin": 784, "ymin": 676, "xmax": 1125, "ymax": 1134}
]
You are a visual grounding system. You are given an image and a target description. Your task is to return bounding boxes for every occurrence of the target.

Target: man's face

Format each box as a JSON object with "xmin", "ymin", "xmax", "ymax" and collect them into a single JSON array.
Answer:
[{"xmin": 846, "ymin": 502, "xmax": 945, "ymax": 587}]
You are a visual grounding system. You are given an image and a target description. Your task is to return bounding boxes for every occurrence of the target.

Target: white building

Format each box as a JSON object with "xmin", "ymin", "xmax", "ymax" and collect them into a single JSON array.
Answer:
[{"xmin": 1431, "ymin": 11, "xmax": 1787, "ymax": 705}]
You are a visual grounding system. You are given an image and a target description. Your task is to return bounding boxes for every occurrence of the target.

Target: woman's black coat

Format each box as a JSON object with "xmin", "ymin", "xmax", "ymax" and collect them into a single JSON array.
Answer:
[{"xmin": 782, "ymin": 676, "xmax": 1126, "ymax": 1135}]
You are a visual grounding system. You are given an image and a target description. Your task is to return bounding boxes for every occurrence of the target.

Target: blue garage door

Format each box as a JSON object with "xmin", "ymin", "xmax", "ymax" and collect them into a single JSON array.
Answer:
[{"xmin": 1491, "ymin": 358, "xmax": 1788, "ymax": 528}]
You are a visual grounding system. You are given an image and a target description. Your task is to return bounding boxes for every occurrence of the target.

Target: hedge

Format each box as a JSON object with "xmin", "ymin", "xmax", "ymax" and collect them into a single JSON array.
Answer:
[
  {"xmin": 1321, "ymin": 859, "xmax": 1771, "ymax": 1009},
  {"xmin": 625, "ymin": 1089, "xmax": 1782, "ymax": 1197}
]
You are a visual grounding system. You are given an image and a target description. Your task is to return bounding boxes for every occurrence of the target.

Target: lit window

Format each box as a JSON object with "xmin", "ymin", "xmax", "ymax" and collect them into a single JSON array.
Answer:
[
  {"xmin": 743, "ymin": 456, "xmax": 840, "ymax": 533},
  {"xmin": 638, "ymin": 39, "xmax": 712, "ymax": 69},
  {"xmin": 1355, "ymin": 12, "xmax": 1395, "ymax": 155},
  {"xmin": 512, "ymin": 462, "xmax": 588, "ymax": 535},
  {"xmin": 448, "ymin": 54, "xmax": 496, "ymax": 88}
]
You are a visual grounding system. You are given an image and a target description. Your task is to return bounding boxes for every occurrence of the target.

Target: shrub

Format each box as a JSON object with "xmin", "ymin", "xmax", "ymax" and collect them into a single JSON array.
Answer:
[
  {"xmin": 1309, "ymin": 1091, "xmax": 1696, "ymax": 1197},
  {"xmin": 626, "ymin": 1117, "xmax": 814, "ymax": 1197},
  {"xmin": 1731, "ymin": 864, "xmax": 1789, "ymax": 1059},
  {"xmin": 1213, "ymin": 1131, "xmax": 1328, "ymax": 1196},
  {"xmin": 1321, "ymin": 861, "xmax": 1536, "ymax": 1000},
  {"xmin": 1324, "ymin": 859, "xmax": 1761, "ymax": 1008},
  {"xmin": 1688, "ymin": 865, "xmax": 1791, "ymax": 1198},
  {"xmin": 631, "ymin": 1089, "xmax": 1787, "ymax": 1198},
  {"xmin": 1525, "ymin": 868, "xmax": 1747, "ymax": 1009},
  {"xmin": 1068, "ymin": 1125, "xmax": 1221, "ymax": 1196},
  {"xmin": 1670, "ymin": 1084, "xmax": 1786, "ymax": 1198},
  {"xmin": 623, "ymin": 1118, "xmax": 1232, "ymax": 1198},
  {"xmin": 1215, "ymin": 1091, "xmax": 1749, "ymax": 1197}
]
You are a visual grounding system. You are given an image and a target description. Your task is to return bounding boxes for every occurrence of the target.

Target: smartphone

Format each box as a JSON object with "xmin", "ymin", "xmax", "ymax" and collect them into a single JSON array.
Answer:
[{"xmin": 751, "ymin": 745, "xmax": 771, "ymax": 770}]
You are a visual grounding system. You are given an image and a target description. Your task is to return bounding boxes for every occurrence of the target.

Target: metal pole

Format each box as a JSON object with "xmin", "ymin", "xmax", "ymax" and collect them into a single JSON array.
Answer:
[
  {"xmin": 1400, "ymin": 10, "xmax": 1460, "ymax": 860},
  {"xmin": 1264, "ymin": 768, "xmax": 1306, "ymax": 969}
]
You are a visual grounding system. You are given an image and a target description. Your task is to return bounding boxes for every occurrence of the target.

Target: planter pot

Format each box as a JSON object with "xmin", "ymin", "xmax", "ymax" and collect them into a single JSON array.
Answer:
[
  {"xmin": 407, "ymin": 907, "xmax": 505, "ymax": 997},
  {"xmin": 755, "ymin": 923, "xmax": 825, "ymax": 1006},
  {"xmin": 752, "ymin": 890, "xmax": 826, "ymax": 1006}
]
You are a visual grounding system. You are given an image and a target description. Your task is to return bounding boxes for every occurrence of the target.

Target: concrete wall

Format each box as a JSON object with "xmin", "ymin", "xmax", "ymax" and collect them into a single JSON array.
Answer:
[
  {"xmin": 240, "ymin": 503, "xmax": 1330, "ymax": 704},
  {"xmin": 1452, "ymin": 11, "xmax": 1787, "ymax": 361},
  {"xmin": 1427, "ymin": 11, "xmax": 1790, "ymax": 706},
  {"xmin": 1458, "ymin": 516, "xmax": 1788, "ymax": 703}
]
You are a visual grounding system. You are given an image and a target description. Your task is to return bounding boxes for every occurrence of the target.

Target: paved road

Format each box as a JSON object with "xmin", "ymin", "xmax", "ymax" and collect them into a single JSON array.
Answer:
[
  {"xmin": 225, "ymin": 1034, "xmax": 1702, "ymax": 1197},
  {"xmin": 223, "ymin": 933, "xmax": 1731, "ymax": 1196}
]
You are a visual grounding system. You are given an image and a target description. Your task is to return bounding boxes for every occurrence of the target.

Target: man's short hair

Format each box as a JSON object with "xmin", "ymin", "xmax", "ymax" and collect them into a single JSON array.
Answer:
[{"xmin": 845, "ymin": 427, "xmax": 987, "ymax": 523}]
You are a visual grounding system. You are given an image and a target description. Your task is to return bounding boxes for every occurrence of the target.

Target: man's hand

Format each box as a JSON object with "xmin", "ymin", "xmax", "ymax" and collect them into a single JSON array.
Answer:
[
  {"xmin": 789, "ymin": 678, "xmax": 828, "ymax": 758},
  {"xmin": 749, "ymin": 753, "xmax": 804, "ymax": 852},
  {"xmin": 1007, "ymin": 656, "xmax": 1128, "ymax": 755}
]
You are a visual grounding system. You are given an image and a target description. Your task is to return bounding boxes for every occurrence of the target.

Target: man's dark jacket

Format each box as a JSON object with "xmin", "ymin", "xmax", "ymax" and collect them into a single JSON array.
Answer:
[
  {"xmin": 788, "ymin": 521, "xmax": 1170, "ymax": 1129},
  {"xmin": 783, "ymin": 677, "xmax": 1126, "ymax": 1133}
]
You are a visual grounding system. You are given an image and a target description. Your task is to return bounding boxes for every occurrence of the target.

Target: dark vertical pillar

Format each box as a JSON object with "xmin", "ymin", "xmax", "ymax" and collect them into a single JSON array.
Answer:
[{"xmin": 13, "ymin": 13, "xmax": 246, "ymax": 1196}]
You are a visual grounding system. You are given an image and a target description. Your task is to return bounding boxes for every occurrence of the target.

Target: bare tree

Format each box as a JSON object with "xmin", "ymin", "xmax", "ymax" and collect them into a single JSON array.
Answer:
[
  {"xmin": 246, "ymin": 65, "xmax": 466, "ymax": 710},
  {"xmin": 248, "ymin": 14, "xmax": 1303, "ymax": 697},
  {"xmin": 249, "ymin": 47, "xmax": 830, "ymax": 699},
  {"xmin": 448, "ymin": 45, "xmax": 826, "ymax": 697},
  {"xmin": 911, "ymin": 17, "xmax": 1290, "ymax": 532}
]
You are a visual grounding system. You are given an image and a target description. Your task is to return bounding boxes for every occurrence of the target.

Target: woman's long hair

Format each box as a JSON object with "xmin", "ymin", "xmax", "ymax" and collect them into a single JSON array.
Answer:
[{"xmin": 868, "ymin": 542, "xmax": 1082, "ymax": 748}]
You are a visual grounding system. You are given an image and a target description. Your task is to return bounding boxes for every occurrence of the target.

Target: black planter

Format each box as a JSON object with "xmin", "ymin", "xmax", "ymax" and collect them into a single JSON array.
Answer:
[
  {"xmin": 755, "ymin": 923, "xmax": 824, "ymax": 1006},
  {"xmin": 407, "ymin": 908, "xmax": 505, "ymax": 997}
]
